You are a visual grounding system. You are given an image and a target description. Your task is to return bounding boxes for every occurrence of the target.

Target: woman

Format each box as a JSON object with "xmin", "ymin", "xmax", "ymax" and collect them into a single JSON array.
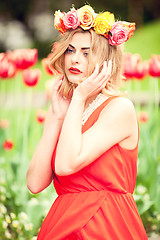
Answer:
[{"xmin": 27, "ymin": 5, "xmax": 148, "ymax": 239}]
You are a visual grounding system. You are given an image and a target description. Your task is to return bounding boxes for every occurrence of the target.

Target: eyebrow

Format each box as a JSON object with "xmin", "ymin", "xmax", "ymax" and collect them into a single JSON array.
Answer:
[{"xmin": 69, "ymin": 44, "xmax": 90, "ymax": 50}]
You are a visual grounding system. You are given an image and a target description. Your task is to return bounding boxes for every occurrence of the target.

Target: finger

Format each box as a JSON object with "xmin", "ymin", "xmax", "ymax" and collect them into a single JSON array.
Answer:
[
  {"xmin": 52, "ymin": 75, "xmax": 63, "ymax": 92},
  {"xmin": 87, "ymin": 64, "xmax": 99, "ymax": 81}
]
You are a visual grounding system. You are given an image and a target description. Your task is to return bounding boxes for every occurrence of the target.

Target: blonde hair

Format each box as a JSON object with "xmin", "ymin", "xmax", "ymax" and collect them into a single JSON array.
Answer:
[{"xmin": 50, "ymin": 27, "xmax": 123, "ymax": 98}]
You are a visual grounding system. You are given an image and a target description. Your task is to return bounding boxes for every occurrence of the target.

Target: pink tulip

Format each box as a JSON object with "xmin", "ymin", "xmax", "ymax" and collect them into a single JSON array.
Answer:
[
  {"xmin": 22, "ymin": 68, "xmax": 41, "ymax": 87},
  {"xmin": 149, "ymin": 55, "xmax": 160, "ymax": 77}
]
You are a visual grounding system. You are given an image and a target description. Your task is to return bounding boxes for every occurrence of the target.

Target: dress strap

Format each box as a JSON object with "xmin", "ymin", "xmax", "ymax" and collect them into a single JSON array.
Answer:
[{"xmin": 82, "ymin": 95, "xmax": 118, "ymax": 133}]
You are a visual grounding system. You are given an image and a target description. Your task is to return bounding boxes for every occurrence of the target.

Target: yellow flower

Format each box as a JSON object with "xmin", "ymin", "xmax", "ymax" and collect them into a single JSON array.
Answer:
[
  {"xmin": 78, "ymin": 5, "xmax": 95, "ymax": 30},
  {"xmin": 94, "ymin": 12, "xmax": 115, "ymax": 37}
]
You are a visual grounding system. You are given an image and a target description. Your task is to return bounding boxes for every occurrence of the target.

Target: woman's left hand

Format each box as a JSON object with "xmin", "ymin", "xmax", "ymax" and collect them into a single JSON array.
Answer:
[{"xmin": 74, "ymin": 60, "xmax": 112, "ymax": 101}]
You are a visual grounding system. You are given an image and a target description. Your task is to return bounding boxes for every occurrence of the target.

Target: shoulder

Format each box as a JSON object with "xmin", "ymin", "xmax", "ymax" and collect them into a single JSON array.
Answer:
[
  {"xmin": 102, "ymin": 96, "xmax": 136, "ymax": 117},
  {"xmin": 99, "ymin": 96, "xmax": 137, "ymax": 132}
]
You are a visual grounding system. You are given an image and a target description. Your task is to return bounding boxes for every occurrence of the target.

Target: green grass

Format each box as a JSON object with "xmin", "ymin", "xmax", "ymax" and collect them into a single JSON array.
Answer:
[{"xmin": 125, "ymin": 19, "xmax": 160, "ymax": 60}]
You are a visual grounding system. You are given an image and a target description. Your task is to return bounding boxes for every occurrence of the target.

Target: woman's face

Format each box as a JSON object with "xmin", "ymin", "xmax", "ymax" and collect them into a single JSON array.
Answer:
[{"xmin": 64, "ymin": 32, "xmax": 91, "ymax": 84}]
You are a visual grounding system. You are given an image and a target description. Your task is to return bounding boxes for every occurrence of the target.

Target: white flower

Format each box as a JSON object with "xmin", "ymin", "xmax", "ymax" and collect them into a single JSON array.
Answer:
[
  {"xmin": 5, "ymin": 215, "xmax": 11, "ymax": 224},
  {"xmin": 5, "ymin": 230, "xmax": 12, "ymax": 239},
  {"xmin": 0, "ymin": 195, "xmax": 6, "ymax": 201},
  {"xmin": 136, "ymin": 185, "xmax": 147, "ymax": 195},
  {"xmin": 2, "ymin": 221, "xmax": 8, "ymax": 229},
  {"xmin": 0, "ymin": 203, "xmax": 7, "ymax": 214},
  {"xmin": 157, "ymin": 213, "xmax": 160, "ymax": 221},
  {"xmin": 19, "ymin": 212, "xmax": 28, "ymax": 220},
  {"xmin": 10, "ymin": 212, "xmax": 16, "ymax": 219},
  {"xmin": 12, "ymin": 220, "xmax": 19, "ymax": 228},
  {"xmin": 24, "ymin": 223, "xmax": 33, "ymax": 231}
]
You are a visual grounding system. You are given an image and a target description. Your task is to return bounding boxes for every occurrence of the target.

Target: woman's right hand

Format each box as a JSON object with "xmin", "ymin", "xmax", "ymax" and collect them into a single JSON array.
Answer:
[{"xmin": 51, "ymin": 75, "xmax": 70, "ymax": 121}]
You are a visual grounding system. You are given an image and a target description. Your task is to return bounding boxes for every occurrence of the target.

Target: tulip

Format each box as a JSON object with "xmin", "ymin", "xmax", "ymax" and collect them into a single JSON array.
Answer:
[
  {"xmin": 149, "ymin": 55, "xmax": 160, "ymax": 77},
  {"xmin": 3, "ymin": 140, "xmax": 14, "ymax": 150},
  {"xmin": 36, "ymin": 109, "xmax": 47, "ymax": 123},
  {"xmin": 41, "ymin": 54, "xmax": 54, "ymax": 75},
  {"xmin": 22, "ymin": 69, "xmax": 41, "ymax": 87},
  {"xmin": 123, "ymin": 53, "xmax": 148, "ymax": 80},
  {"xmin": 7, "ymin": 49, "xmax": 38, "ymax": 70},
  {"xmin": 0, "ymin": 54, "xmax": 17, "ymax": 79},
  {"xmin": 137, "ymin": 111, "xmax": 149, "ymax": 123},
  {"xmin": 0, "ymin": 119, "xmax": 10, "ymax": 129},
  {"xmin": 134, "ymin": 60, "xmax": 149, "ymax": 79}
]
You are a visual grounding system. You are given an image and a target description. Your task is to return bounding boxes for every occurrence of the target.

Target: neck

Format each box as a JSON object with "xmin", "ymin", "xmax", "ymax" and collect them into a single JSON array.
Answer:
[{"xmin": 84, "ymin": 92, "xmax": 101, "ymax": 111}]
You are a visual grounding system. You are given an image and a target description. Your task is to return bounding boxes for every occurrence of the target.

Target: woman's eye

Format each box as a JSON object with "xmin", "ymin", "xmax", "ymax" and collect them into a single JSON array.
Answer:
[
  {"xmin": 84, "ymin": 52, "xmax": 89, "ymax": 57},
  {"xmin": 66, "ymin": 48, "xmax": 73, "ymax": 53}
]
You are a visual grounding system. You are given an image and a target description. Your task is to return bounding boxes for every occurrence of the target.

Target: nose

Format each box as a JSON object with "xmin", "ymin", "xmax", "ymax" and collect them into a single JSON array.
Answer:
[{"xmin": 71, "ymin": 52, "xmax": 79, "ymax": 64}]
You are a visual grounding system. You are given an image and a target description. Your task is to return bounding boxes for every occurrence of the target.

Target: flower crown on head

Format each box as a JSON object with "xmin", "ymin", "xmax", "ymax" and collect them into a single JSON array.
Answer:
[{"xmin": 54, "ymin": 5, "xmax": 136, "ymax": 46}]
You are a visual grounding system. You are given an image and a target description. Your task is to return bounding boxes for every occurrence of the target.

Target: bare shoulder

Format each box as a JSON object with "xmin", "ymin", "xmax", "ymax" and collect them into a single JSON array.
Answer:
[{"xmin": 101, "ymin": 96, "xmax": 136, "ymax": 118}]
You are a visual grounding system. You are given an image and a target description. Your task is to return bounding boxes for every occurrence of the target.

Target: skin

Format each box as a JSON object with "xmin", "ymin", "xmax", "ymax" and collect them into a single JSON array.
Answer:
[{"xmin": 26, "ymin": 32, "xmax": 138, "ymax": 193}]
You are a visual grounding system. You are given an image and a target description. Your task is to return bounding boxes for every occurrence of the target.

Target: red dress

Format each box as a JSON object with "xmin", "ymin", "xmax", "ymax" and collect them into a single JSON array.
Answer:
[{"xmin": 37, "ymin": 97, "xmax": 148, "ymax": 240}]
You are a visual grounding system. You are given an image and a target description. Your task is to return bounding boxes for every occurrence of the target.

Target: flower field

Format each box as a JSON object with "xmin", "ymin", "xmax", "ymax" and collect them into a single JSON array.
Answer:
[{"xmin": 0, "ymin": 25, "xmax": 160, "ymax": 239}]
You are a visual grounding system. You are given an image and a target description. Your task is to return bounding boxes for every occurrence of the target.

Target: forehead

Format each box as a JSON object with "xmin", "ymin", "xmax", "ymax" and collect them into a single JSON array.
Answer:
[{"xmin": 69, "ymin": 32, "xmax": 91, "ymax": 48}]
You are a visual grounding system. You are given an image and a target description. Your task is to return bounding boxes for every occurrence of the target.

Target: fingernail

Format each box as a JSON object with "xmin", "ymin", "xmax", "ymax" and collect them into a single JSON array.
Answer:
[{"xmin": 108, "ymin": 60, "xmax": 112, "ymax": 67}]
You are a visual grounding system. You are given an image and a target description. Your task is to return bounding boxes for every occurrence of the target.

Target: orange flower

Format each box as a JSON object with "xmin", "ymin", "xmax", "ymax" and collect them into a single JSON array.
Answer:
[
  {"xmin": 137, "ymin": 111, "xmax": 149, "ymax": 123},
  {"xmin": 3, "ymin": 140, "xmax": 14, "ymax": 150},
  {"xmin": 0, "ymin": 119, "xmax": 10, "ymax": 129},
  {"xmin": 7, "ymin": 49, "xmax": 38, "ymax": 70},
  {"xmin": 41, "ymin": 56, "xmax": 54, "ymax": 75},
  {"xmin": 0, "ymin": 53, "xmax": 17, "ymax": 79},
  {"xmin": 36, "ymin": 109, "xmax": 47, "ymax": 123},
  {"xmin": 149, "ymin": 55, "xmax": 160, "ymax": 77},
  {"xmin": 54, "ymin": 10, "xmax": 66, "ymax": 34},
  {"xmin": 78, "ymin": 5, "xmax": 95, "ymax": 30},
  {"xmin": 22, "ymin": 69, "xmax": 41, "ymax": 87}
]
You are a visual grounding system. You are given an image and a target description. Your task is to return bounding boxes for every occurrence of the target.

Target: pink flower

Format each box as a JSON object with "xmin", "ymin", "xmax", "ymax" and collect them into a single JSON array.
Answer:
[
  {"xmin": 109, "ymin": 22, "xmax": 129, "ymax": 46},
  {"xmin": 149, "ymin": 55, "xmax": 160, "ymax": 77},
  {"xmin": 63, "ymin": 9, "xmax": 80, "ymax": 29}
]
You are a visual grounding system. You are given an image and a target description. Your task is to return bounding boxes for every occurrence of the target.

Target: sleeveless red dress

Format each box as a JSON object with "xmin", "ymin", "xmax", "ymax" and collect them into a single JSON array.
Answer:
[{"xmin": 37, "ymin": 97, "xmax": 148, "ymax": 240}]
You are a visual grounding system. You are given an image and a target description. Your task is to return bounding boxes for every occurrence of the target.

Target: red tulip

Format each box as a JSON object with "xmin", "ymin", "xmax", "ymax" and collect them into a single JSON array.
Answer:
[
  {"xmin": 7, "ymin": 48, "xmax": 38, "ymax": 70},
  {"xmin": 41, "ymin": 54, "xmax": 54, "ymax": 75},
  {"xmin": 0, "ymin": 53, "xmax": 17, "ymax": 79},
  {"xmin": 22, "ymin": 69, "xmax": 41, "ymax": 87},
  {"xmin": 149, "ymin": 55, "xmax": 160, "ymax": 77},
  {"xmin": 0, "ymin": 119, "xmax": 10, "ymax": 129},
  {"xmin": 137, "ymin": 111, "xmax": 149, "ymax": 123},
  {"xmin": 134, "ymin": 60, "xmax": 149, "ymax": 79},
  {"xmin": 123, "ymin": 53, "xmax": 148, "ymax": 80},
  {"xmin": 36, "ymin": 109, "xmax": 46, "ymax": 123},
  {"xmin": 3, "ymin": 140, "xmax": 14, "ymax": 150}
]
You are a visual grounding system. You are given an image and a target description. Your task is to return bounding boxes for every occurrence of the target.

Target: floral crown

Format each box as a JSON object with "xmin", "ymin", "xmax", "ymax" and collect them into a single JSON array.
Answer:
[{"xmin": 54, "ymin": 5, "xmax": 136, "ymax": 46}]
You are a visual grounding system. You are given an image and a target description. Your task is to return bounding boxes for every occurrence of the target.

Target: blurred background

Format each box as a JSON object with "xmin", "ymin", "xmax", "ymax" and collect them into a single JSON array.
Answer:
[
  {"xmin": 0, "ymin": 0, "xmax": 160, "ymax": 58},
  {"xmin": 0, "ymin": 1, "xmax": 160, "ymax": 240}
]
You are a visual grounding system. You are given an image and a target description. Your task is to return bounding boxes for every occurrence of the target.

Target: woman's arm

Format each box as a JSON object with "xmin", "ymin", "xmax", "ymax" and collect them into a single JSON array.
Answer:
[
  {"xmin": 27, "ymin": 77, "xmax": 70, "ymax": 194},
  {"xmin": 55, "ymin": 62, "xmax": 138, "ymax": 176}
]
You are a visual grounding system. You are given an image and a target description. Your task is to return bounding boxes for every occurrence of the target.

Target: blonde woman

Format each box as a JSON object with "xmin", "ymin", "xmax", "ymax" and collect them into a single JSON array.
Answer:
[{"xmin": 27, "ymin": 5, "xmax": 148, "ymax": 240}]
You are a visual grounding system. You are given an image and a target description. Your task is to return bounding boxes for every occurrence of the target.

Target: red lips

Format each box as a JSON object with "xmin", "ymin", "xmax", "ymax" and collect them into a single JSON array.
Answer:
[{"xmin": 69, "ymin": 67, "xmax": 82, "ymax": 74}]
